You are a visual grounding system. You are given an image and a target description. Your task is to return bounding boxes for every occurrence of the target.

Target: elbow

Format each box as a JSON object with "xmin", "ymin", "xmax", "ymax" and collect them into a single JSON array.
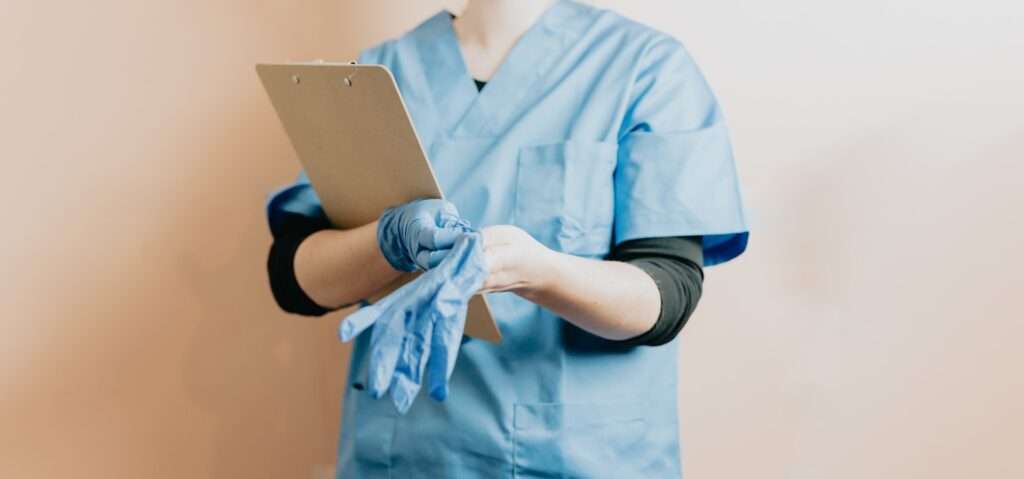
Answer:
[
  {"xmin": 266, "ymin": 241, "xmax": 334, "ymax": 317},
  {"xmin": 616, "ymin": 308, "xmax": 697, "ymax": 347},
  {"xmin": 615, "ymin": 257, "xmax": 704, "ymax": 347},
  {"xmin": 267, "ymin": 278, "xmax": 333, "ymax": 317},
  {"xmin": 640, "ymin": 311, "xmax": 694, "ymax": 347},
  {"xmin": 642, "ymin": 279, "xmax": 702, "ymax": 347}
]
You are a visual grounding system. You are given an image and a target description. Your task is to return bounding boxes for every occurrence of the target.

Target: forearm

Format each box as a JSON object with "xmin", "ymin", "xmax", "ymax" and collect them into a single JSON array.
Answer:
[
  {"xmin": 294, "ymin": 220, "xmax": 402, "ymax": 309},
  {"xmin": 518, "ymin": 252, "xmax": 661, "ymax": 341}
]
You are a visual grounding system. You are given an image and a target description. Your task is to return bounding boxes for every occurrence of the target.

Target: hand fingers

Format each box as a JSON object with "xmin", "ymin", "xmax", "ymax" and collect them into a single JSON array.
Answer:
[
  {"xmin": 367, "ymin": 307, "xmax": 408, "ymax": 399},
  {"xmin": 388, "ymin": 310, "xmax": 434, "ymax": 414},
  {"xmin": 365, "ymin": 278, "xmax": 428, "ymax": 397},
  {"xmin": 339, "ymin": 269, "xmax": 422, "ymax": 341},
  {"xmin": 439, "ymin": 215, "xmax": 471, "ymax": 233},
  {"xmin": 418, "ymin": 224, "xmax": 464, "ymax": 250},
  {"xmin": 410, "ymin": 198, "xmax": 463, "ymax": 228},
  {"xmin": 428, "ymin": 300, "xmax": 470, "ymax": 402},
  {"xmin": 390, "ymin": 258, "xmax": 455, "ymax": 406},
  {"xmin": 339, "ymin": 296, "xmax": 401, "ymax": 342},
  {"xmin": 426, "ymin": 234, "xmax": 486, "ymax": 402},
  {"xmin": 435, "ymin": 199, "xmax": 461, "ymax": 219},
  {"xmin": 414, "ymin": 223, "xmax": 474, "ymax": 269},
  {"xmin": 338, "ymin": 308, "xmax": 378, "ymax": 342},
  {"xmin": 416, "ymin": 248, "xmax": 451, "ymax": 270}
]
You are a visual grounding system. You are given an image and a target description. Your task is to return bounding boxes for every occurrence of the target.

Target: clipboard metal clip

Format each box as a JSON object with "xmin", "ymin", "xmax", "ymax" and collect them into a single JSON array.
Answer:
[
  {"xmin": 288, "ymin": 59, "xmax": 359, "ymax": 86},
  {"xmin": 344, "ymin": 61, "xmax": 358, "ymax": 87}
]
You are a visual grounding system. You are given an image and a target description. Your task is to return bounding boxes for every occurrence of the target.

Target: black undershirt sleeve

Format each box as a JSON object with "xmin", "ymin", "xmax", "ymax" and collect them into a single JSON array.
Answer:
[
  {"xmin": 266, "ymin": 212, "xmax": 339, "ymax": 316},
  {"xmin": 606, "ymin": 236, "xmax": 705, "ymax": 346}
]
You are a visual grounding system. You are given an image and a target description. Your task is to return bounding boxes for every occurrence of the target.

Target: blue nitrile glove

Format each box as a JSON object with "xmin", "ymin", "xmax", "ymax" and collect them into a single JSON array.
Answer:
[
  {"xmin": 338, "ymin": 231, "xmax": 488, "ymax": 414},
  {"xmin": 377, "ymin": 198, "xmax": 470, "ymax": 272}
]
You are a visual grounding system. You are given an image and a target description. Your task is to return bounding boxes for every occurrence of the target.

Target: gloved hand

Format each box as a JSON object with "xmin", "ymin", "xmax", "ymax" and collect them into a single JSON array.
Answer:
[
  {"xmin": 339, "ymin": 231, "xmax": 488, "ymax": 414},
  {"xmin": 377, "ymin": 198, "xmax": 470, "ymax": 272}
]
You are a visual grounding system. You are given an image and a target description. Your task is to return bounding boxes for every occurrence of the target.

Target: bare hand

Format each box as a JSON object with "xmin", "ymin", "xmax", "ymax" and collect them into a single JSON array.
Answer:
[{"xmin": 478, "ymin": 225, "xmax": 555, "ymax": 294}]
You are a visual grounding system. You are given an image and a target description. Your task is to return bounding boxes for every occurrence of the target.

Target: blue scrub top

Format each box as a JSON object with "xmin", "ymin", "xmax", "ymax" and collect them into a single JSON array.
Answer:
[{"xmin": 267, "ymin": 1, "xmax": 749, "ymax": 477}]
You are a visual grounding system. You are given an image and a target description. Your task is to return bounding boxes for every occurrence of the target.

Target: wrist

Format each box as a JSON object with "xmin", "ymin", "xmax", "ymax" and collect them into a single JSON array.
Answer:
[{"xmin": 514, "ymin": 246, "xmax": 563, "ymax": 299}]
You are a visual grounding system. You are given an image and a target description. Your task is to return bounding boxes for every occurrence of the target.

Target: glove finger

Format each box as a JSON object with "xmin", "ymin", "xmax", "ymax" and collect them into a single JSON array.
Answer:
[
  {"xmin": 392, "ymin": 256, "xmax": 456, "ymax": 405},
  {"xmin": 436, "ymin": 199, "xmax": 461, "ymax": 220},
  {"xmin": 416, "ymin": 248, "xmax": 452, "ymax": 270},
  {"xmin": 426, "ymin": 272, "xmax": 474, "ymax": 400},
  {"xmin": 366, "ymin": 261, "xmax": 448, "ymax": 399},
  {"xmin": 339, "ymin": 271, "xmax": 421, "ymax": 342},
  {"xmin": 418, "ymin": 225, "xmax": 463, "ymax": 251},
  {"xmin": 439, "ymin": 214, "xmax": 471, "ymax": 230},
  {"xmin": 367, "ymin": 307, "xmax": 410, "ymax": 399},
  {"xmin": 378, "ymin": 265, "xmax": 447, "ymax": 407},
  {"xmin": 388, "ymin": 309, "xmax": 435, "ymax": 414},
  {"xmin": 338, "ymin": 305, "xmax": 382, "ymax": 342},
  {"xmin": 365, "ymin": 278, "xmax": 428, "ymax": 397},
  {"xmin": 427, "ymin": 233, "xmax": 489, "ymax": 401},
  {"xmin": 427, "ymin": 302, "xmax": 469, "ymax": 402},
  {"xmin": 426, "ymin": 274, "xmax": 476, "ymax": 397}
]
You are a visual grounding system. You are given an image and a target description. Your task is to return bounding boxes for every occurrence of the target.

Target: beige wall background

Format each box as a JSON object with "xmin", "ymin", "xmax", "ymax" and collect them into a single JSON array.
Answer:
[{"xmin": 2, "ymin": 0, "xmax": 1021, "ymax": 478}]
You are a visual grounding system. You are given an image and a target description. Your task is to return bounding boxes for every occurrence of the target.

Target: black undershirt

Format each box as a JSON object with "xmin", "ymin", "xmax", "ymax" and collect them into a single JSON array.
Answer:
[{"xmin": 265, "ymin": 79, "xmax": 705, "ymax": 346}]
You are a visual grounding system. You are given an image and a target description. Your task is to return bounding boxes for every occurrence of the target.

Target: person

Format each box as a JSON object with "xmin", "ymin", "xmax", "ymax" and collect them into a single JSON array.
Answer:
[{"xmin": 264, "ymin": 0, "xmax": 749, "ymax": 476}]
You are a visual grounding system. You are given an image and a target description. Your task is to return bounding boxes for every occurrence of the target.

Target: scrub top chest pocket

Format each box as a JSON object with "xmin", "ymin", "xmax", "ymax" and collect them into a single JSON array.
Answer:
[{"xmin": 513, "ymin": 141, "xmax": 617, "ymax": 257}]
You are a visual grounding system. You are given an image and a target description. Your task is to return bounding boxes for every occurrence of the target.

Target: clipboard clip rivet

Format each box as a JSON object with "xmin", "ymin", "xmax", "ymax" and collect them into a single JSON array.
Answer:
[
  {"xmin": 344, "ymin": 77, "xmax": 353, "ymax": 87},
  {"xmin": 291, "ymin": 75, "xmax": 301, "ymax": 84}
]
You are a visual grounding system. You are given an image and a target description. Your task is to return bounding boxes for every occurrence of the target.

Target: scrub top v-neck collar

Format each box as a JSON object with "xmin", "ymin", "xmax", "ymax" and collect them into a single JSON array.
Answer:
[{"xmin": 412, "ymin": 0, "xmax": 590, "ymax": 138}]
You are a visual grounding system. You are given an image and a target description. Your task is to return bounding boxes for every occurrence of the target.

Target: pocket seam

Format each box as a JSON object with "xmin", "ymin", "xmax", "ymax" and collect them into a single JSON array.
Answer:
[
  {"xmin": 512, "ymin": 401, "xmax": 648, "ymax": 430},
  {"xmin": 514, "ymin": 141, "xmax": 617, "ymax": 254},
  {"xmin": 511, "ymin": 401, "xmax": 655, "ymax": 479}
]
